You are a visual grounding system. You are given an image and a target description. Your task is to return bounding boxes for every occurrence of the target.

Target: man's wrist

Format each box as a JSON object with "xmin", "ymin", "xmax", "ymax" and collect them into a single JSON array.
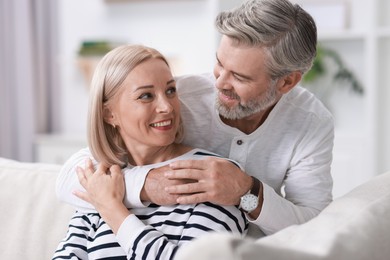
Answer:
[
  {"xmin": 140, "ymin": 186, "xmax": 150, "ymax": 202},
  {"xmin": 248, "ymin": 180, "xmax": 263, "ymax": 219},
  {"xmin": 239, "ymin": 177, "xmax": 263, "ymax": 215}
]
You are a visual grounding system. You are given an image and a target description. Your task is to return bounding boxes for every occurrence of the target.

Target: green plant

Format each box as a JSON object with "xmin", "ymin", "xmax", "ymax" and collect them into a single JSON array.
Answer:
[
  {"xmin": 78, "ymin": 41, "xmax": 114, "ymax": 56},
  {"xmin": 303, "ymin": 45, "xmax": 364, "ymax": 95}
]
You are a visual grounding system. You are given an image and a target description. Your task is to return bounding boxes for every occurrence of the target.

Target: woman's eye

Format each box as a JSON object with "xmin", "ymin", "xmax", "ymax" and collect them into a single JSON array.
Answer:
[
  {"xmin": 138, "ymin": 93, "xmax": 153, "ymax": 100},
  {"xmin": 166, "ymin": 86, "xmax": 177, "ymax": 96}
]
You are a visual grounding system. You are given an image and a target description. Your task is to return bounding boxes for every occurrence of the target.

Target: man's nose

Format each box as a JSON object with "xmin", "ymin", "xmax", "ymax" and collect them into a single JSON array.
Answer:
[{"xmin": 215, "ymin": 70, "xmax": 232, "ymax": 90}]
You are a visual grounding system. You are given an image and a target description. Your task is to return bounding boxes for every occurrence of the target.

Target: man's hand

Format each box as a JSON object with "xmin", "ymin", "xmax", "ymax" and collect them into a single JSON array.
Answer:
[
  {"xmin": 142, "ymin": 164, "xmax": 196, "ymax": 205},
  {"xmin": 164, "ymin": 157, "xmax": 253, "ymax": 206}
]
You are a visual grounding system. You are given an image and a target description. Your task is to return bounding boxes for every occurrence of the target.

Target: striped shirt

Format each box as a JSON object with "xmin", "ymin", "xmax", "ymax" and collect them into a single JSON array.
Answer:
[{"xmin": 53, "ymin": 149, "xmax": 247, "ymax": 260}]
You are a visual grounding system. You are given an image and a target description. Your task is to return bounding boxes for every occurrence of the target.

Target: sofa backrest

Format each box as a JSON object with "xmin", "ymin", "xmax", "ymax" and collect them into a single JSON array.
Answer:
[
  {"xmin": 175, "ymin": 170, "xmax": 390, "ymax": 260},
  {"xmin": 0, "ymin": 158, "xmax": 74, "ymax": 260}
]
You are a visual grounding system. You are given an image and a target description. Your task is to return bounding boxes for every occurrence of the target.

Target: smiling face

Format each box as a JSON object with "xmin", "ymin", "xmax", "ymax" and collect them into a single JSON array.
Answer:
[
  {"xmin": 105, "ymin": 58, "xmax": 180, "ymax": 151},
  {"xmin": 213, "ymin": 36, "xmax": 282, "ymax": 120}
]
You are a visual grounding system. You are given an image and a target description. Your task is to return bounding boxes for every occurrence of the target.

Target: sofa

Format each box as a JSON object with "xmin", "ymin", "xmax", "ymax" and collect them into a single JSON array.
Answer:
[
  {"xmin": 1, "ymin": 157, "xmax": 389, "ymax": 260},
  {"xmin": 0, "ymin": 157, "xmax": 74, "ymax": 260},
  {"xmin": 176, "ymin": 170, "xmax": 390, "ymax": 260}
]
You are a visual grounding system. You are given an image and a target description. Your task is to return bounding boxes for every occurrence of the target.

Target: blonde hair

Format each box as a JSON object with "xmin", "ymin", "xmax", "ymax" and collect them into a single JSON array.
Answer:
[{"xmin": 87, "ymin": 44, "xmax": 182, "ymax": 166}]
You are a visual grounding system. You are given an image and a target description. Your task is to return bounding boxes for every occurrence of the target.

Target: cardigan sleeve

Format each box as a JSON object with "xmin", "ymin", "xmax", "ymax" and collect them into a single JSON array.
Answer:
[{"xmin": 252, "ymin": 114, "xmax": 334, "ymax": 235}]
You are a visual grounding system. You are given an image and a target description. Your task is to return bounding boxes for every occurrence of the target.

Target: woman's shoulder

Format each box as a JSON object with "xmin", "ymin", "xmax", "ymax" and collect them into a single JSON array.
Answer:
[
  {"xmin": 186, "ymin": 148, "xmax": 242, "ymax": 169},
  {"xmin": 190, "ymin": 148, "xmax": 223, "ymax": 158}
]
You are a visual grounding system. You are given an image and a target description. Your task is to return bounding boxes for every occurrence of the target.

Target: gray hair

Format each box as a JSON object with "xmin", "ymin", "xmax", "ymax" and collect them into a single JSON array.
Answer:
[{"xmin": 215, "ymin": 0, "xmax": 317, "ymax": 79}]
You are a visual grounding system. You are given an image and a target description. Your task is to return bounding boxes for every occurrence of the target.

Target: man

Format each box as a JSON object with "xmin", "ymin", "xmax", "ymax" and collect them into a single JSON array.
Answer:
[{"xmin": 57, "ymin": 0, "xmax": 333, "ymax": 237}]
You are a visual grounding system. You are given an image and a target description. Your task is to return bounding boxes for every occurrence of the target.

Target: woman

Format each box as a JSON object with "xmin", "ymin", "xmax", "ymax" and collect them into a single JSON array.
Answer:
[{"xmin": 52, "ymin": 44, "xmax": 247, "ymax": 260}]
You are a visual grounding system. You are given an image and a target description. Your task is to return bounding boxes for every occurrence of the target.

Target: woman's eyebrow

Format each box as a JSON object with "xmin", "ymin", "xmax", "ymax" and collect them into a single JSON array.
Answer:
[{"xmin": 134, "ymin": 85, "xmax": 154, "ymax": 91}]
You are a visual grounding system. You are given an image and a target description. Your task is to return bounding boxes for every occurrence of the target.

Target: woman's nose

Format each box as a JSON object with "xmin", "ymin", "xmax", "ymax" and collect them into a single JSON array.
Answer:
[{"xmin": 156, "ymin": 97, "xmax": 173, "ymax": 113}]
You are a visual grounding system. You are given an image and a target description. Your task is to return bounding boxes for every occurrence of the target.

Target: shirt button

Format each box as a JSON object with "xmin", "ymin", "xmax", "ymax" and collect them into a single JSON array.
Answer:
[{"xmin": 237, "ymin": 140, "xmax": 243, "ymax": 145}]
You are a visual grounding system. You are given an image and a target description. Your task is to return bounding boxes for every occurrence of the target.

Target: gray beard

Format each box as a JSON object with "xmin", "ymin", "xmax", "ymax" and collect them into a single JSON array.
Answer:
[{"xmin": 216, "ymin": 84, "xmax": 278, "ymax": 120}]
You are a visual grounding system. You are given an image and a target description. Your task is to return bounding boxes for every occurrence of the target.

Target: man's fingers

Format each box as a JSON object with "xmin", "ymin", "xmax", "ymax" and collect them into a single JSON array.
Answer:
[
  {"xmin": 176, "ymin": 193, "xmax": 208, "ymax": 204},
  {"xmin": 165, "ymin": 181, "xmax": 209, "ymax": 204},
  {"xmin": 165, "ymin": 181, "xmax": 205, "ymax": 194},
  {"xmin": 169, "ymin": 159, "xmax": 206, "ymax": 170},
  {"xmin": 165, "ymin": 169, "xmax": 203, "ymax": 180}
]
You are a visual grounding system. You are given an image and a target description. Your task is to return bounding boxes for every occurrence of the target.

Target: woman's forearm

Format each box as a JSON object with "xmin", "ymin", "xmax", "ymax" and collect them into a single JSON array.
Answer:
[{"xmin": 97, "ymin": 201, "xmax": 131, "ymax": 234}]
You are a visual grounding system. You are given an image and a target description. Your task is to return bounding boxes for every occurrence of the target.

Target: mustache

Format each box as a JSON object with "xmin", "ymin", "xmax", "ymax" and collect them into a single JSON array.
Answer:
[{"xmin": 219, "ymin": 89, "xmax": 240, "ymax": 101}]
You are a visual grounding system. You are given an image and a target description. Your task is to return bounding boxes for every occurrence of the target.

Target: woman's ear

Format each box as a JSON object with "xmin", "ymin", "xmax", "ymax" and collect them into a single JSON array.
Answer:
[
  {"xmin": 277, "ymin": 71, "xmax": 302, "ymax": 94},
  {"xmin": 103, "ymin": 105, "xmax": 116, "ymax": 125}
]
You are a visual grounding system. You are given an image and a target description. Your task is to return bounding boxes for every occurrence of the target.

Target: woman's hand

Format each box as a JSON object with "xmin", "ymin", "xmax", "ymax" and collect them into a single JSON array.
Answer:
[{"xmin": 73, "ymin": 159, "xmax": 130, "ymax": 234}]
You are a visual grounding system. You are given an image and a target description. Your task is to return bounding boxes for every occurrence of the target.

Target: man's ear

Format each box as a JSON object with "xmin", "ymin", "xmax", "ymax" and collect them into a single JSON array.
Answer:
[{"xmin": 277, "ymin": 71, "xmax": 302, "ymax": 94}]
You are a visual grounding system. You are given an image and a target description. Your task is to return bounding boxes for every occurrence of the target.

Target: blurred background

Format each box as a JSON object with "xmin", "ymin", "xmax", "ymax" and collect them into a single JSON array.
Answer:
[{"xmin": 1, "ymin": 0, "xmax": 389, "ymax": 198}]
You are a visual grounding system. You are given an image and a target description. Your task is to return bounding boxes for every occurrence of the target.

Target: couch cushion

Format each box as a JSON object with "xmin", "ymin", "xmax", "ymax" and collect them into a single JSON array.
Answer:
[
  {"xmin": 0, "ymin": 158, "xmax": 74, "ymax": 260},
  {"xmin": 175, "ymin": 171, "xmax": 390, "ymax": 260}
]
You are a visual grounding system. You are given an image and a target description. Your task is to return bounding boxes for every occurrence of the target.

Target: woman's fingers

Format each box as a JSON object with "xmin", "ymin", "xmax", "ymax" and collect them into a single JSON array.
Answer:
[
  {"xmin": 76, "ymin": 166, "xmax": 88, "ymax": 188},
  {"xmin": 72, "ymin": 190, "xmax": 91, "ymax": 204}
]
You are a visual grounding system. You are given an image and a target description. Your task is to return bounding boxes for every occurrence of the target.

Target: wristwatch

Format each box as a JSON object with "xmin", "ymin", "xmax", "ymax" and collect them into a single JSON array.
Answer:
[{"xmin": 239, "ymin": 176, "xmax": 261, "ymax": 214}]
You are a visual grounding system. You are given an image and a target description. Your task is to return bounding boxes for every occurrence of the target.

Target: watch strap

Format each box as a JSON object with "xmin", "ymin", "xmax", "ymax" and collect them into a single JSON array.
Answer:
[{"xmin": 250, "ymin": 176, "xmax": 260, "ymax": 197}]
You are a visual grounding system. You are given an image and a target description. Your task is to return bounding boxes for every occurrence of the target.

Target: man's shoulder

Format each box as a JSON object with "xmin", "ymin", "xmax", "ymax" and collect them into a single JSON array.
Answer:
[{"xmin": 284, "ymin": 86, "xmax": 333, "ymax": 119}]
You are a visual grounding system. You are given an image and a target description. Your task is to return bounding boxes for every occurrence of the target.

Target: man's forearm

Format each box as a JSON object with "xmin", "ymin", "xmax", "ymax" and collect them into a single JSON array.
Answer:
[{"xmin": 56, "ymin": 147, "xmax": 96, "ymax": 211}]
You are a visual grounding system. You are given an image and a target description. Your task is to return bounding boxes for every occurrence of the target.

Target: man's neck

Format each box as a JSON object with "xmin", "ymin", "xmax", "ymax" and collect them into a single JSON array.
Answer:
[{"xmin": 220, "ymin": 104, "xmax": 276, "ymax": 135}]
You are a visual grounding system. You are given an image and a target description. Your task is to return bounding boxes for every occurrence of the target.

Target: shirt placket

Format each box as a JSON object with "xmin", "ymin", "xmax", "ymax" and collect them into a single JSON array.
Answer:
[{"xmin": 229, "ymin": 136, "xmax": 248, "ymax": 168}]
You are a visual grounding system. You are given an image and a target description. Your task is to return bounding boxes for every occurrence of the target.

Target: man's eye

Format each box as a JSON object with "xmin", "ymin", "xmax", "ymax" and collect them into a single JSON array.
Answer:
[
  {"xmin": 233, "ymin": 74, "xmax": 245, "ymax": 82},
  {"xmin": 234, "ymin": 75, "xmax": 242, "ymax": 81}
]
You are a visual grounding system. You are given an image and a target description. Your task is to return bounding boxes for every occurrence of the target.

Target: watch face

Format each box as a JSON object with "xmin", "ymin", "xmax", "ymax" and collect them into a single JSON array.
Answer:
[{"xmin": 241, "ymin": 194, "xmax": 258, "ymax": 212}]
